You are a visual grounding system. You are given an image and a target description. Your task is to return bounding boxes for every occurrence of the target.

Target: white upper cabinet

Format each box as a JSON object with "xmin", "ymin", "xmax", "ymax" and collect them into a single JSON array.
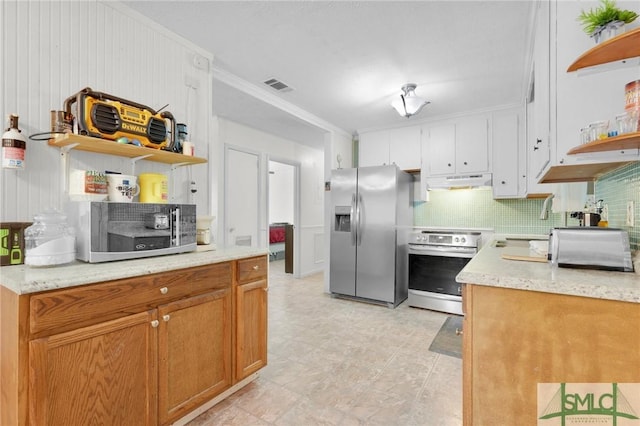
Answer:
[
  {"xmin": 359, "ymin": 126, "xmax": 421, "ymax": 170},
  {"xmin": 527, "ymin": 0, "xmax": 552, "ymax": 189},
  {"xmin": 425, "ymin": 117, "xmax": 489, "ymax": 176},
  {"xmin": 456, "ymin": 118, "xmax": 489, "ymax": 174},
  {"xmin": 388, "ymin": 126, "xmax": 422, "ymax": 171},
  {"xmin": 425, "ymin": 124, "xmax": 456, "ymax": 175},
  {"xmin": 492, "ymin": 109, "xmax": 524, "ymax": 199},
  {"xmin": 358, "ymin": 131, "xmax": 390, "ymax": 167}
]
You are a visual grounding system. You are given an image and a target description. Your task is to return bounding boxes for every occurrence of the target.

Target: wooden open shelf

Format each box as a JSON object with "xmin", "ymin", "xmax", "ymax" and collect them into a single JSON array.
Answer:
[
  {"xmin": 567, "ymin": 27, "xmax": 640, "ymax": 72},
  {"xmin": 539, "ymin": 161, "xmax": 634, "ymax": 183},
  {"xmin": 48, "ymin": 133, "xmax": 207, "ymax": 165},
  {"xmin": 567, "ymin": 131, "xmax": 640, "ymax": 155}
]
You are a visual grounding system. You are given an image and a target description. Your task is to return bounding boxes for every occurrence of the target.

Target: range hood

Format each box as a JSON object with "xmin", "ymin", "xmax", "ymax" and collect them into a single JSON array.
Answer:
[{"xmin": 425, "ymin": 173, "xmax": 492, "ymax": 189}]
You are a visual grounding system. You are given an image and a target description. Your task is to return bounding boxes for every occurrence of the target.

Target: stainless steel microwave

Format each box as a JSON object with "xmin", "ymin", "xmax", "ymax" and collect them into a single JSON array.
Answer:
[{"xmin": 67, "ymin": 201, "xmax": 197, "ymax": 263}]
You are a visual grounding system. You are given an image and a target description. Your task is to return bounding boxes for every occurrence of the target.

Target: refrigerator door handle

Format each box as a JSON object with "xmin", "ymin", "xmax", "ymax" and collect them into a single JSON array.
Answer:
[
  {"xmin": 356, "ymin": 193, "xmax": 363, "ymax": 246},
  {"xmin": 350, "ymin": 193, "xmax": 357, "ymax": 245}
]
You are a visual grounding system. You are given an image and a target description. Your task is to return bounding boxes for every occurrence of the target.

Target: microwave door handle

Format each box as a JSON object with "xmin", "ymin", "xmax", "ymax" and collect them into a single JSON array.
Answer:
[
  {"xmin": 350, "ymin": 193, "xmax": 356, "ymax": 246},
  {"xmin": 174, "ymin": 207, "xmax": 180, "ymax": 246}
]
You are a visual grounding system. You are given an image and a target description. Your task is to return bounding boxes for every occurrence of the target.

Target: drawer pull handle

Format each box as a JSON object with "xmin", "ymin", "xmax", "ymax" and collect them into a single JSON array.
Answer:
[
  {"xmin": 163, "ymin": 314, "xmax": 170, "ymax": 322},
  {"xmin": 160, "ymin": 287, "xmax": 169, "ymax": 295},
  {"xmin": 252, "ymin": 265, "xmax": 259, "ymax": 270},
  {"xmin": 455, "ymin": 328, "xmax": 463, "ymax": 336},
  {"xmin": 151, "ymin": 320, "xmax": 159, "ymax": 328}
]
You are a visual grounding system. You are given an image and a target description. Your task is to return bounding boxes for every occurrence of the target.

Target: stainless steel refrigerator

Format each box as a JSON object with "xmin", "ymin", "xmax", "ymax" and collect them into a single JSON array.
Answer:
[{"xmin": 329, "ymin": 165, "xmax": 412, "ymax": 308}]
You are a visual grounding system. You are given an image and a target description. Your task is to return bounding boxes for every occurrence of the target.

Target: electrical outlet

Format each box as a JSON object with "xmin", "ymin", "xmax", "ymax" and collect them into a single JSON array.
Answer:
[{"xmin": 626, "ymin": 201, "xmax": 634, "ymax": 227}]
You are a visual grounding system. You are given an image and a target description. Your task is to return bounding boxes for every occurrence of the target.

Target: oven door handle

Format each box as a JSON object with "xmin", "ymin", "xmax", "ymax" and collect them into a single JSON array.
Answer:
[
  {"xmin": 408, "ymin": 245, "xmax": 476, "ymax": 258},
  {"xmin": 409, "ymin": 289, "xmax": 462, "ymax": 302}
]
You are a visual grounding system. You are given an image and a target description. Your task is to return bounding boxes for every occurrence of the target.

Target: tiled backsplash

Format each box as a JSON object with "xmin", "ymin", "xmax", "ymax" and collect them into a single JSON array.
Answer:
[
  {"xmin": 413, "ymin": 189, "xmax": 565, "ymax": 237},
  {"xmin": 595, "ymin": 162, "xmax": 640, "ymax": 250},
  {"xmin": 414, "ymin": 162, "xmax": 639, "ymax": 250}
]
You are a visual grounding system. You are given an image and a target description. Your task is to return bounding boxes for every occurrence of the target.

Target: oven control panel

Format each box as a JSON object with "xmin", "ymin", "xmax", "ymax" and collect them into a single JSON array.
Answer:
[{"xmin": 409, "ymin": 231, "xmax": 480, "ymax": 248}]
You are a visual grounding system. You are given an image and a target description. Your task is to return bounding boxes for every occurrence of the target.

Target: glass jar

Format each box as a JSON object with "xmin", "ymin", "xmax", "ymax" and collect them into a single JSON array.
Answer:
[
  {"xmin": 588, "ymin": 120, "xmax": 609, "ymax": 141},
  {"xmin": 616, "ymin": 112, "xmax": 632, "ymax": 134},
  {"xmin": 579, "ymin": 127, "xmax": 591, "ymax": 144},
  {"xmin": 24, "ymin": 209, "xmax": 76, "ymax": 266}
]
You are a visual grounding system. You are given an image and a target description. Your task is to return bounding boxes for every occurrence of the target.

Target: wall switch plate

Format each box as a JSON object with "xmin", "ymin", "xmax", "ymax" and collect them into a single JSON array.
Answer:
[
  {"xmin": 626, "ymin": 201, "xmax": 634, "ymax": 227},
  {"xmin": 184, "ymin": 75, "xmax": 199, "ymax": 89}
]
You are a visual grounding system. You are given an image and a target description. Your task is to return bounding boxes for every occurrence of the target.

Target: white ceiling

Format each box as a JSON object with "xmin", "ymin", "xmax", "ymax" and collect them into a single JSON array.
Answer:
[{"xmin": 123, "ymin": 1, "xmax": 536, "ymax": 148}]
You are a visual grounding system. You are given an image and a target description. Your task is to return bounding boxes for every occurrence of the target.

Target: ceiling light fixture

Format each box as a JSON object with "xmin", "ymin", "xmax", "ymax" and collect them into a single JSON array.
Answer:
[{"xmin": 391, "ymin": 83, "xmax": 429, "ymax": 118}]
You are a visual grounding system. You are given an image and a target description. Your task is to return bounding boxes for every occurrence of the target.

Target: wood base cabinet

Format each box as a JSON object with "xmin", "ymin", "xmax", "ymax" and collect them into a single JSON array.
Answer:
[
  {"xmin": 235, "ymin": 256, "xmax": 268, "ymax": 381},
  {"xmin": 158, "ymin": 289, "xmax": 232, "ymax": 425},
  {"xmin": 462, "ymin": 284, "xmax": 640, "ymax": 425},
  {"xmin": 29, "ymin": 310, "xmax": 158, "ymax": 426},
  {"xmin": 1, "ymin": 255, "xmax": 268, "ymax": 426}
]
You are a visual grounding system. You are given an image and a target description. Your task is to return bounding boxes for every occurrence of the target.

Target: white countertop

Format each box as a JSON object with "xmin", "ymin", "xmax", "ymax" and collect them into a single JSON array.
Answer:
[
  {"xmin": 0, "ymin": 246, "xmax": 269, "ymax": 295},
  {"xmin": 456, "ymin": 236, "xmax": 640, "ymax": 303}
]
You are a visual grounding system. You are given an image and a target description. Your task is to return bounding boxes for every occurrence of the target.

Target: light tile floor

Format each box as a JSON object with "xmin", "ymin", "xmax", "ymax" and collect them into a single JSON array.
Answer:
[{"xmin": 188, "ymin": 260, "xmax": 462, "ymax": 426}]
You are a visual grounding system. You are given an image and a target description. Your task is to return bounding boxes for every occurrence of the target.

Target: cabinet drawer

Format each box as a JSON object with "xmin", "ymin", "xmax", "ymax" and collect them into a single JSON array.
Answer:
[
  {"xmin": 29, "ymin": 263, "xmax": 232, "ymax": 336},
  {"xmin": 189, "ymin": 262, "xmax": 232, "ymax": 294},
  {"xmin": 236, "ymin": 256, "xmax": 268, "ymax": 284}
]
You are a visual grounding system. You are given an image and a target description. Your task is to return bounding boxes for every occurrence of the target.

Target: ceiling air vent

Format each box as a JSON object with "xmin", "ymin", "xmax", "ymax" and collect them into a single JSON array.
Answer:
[{"xmin": 264, "ymin": 78, "xmax": 293, "ymax": 93}]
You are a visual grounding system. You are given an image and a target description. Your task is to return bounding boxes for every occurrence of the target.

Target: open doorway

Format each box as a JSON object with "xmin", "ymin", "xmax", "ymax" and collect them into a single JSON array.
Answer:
[{"xmin": 268, "ymin": 159, "xmax": 298, "ymax": 274}]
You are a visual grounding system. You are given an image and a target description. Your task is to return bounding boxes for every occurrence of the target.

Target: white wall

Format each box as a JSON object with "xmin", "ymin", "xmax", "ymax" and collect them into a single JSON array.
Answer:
[
  {"xmin": 0, "ymin": 0, "xmax": 355, "ymax": 281},
  {"xmin": 216, "ymin": 118, "xmax": 326, "ymax": 277},
  {"xmin": 0, "ymin": 1, "xmax": 212, "ymax": 222}
]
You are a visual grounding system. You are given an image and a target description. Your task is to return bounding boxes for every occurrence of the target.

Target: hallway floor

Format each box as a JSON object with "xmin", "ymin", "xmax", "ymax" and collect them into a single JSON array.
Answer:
[{"xmin": 187, "ymin": 260, "xmax": 462, "ymax": 425}]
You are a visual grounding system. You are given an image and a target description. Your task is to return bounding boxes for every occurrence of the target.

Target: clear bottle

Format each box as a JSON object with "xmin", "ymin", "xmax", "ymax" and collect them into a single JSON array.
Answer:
[{"xmin": 24, "ymin": 209, "xmax": 76, "ymax": 266}]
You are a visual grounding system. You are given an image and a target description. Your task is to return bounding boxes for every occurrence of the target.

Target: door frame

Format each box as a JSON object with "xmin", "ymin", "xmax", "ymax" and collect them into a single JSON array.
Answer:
[
  {"xmin": 223, "ymin": 144, "xmax": 262, "ymax": 248},
  {"xmin": 267, "ymin": 156, "xmax": 301, "ymax": 277}
]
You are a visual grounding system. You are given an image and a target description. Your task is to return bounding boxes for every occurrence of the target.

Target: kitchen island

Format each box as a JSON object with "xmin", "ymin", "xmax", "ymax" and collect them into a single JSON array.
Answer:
[
  {"xmin": 457, "ymin": 237, "xmax": 640, "ymax": 425},
  {"xmin": 1, "ymin": 246, "xmax": 269, "ymax": 426}
]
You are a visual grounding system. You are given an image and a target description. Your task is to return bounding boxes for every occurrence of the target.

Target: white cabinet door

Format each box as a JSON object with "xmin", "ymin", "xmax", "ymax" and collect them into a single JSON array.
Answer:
[
  {"xmin": 426, "ymin": 124, "xmax": 456, "ymax": 175},
  {"xmin": 530, "ymin": 0, "xmax": 550, "ymax": 181},
  {"xmin": 456, "ymin": 117, "xmax": 488, "ymax": 174},
  {"xmin": 388, "ymin": 126, "xmax": 421, "ymax": 170},
  {"xmin": 492, "ymin": 111, "xmax": 521, "ymax": 199},
  {"xmin": 358, "ymin": 131, "xmax": 390, "ymax": 167},
  {"xmin": 426, "ymin": 119, "xmax": 488, "ymax": 176},
  {"xmin": 525, "ymin": 0, "xmax": 552, "ymax": 195}
]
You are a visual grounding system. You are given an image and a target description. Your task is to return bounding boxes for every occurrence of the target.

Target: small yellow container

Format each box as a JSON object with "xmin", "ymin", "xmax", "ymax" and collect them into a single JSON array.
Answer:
[{"xmin": 138, "ymin": 173, "xmax": 168, "ymax": 203}]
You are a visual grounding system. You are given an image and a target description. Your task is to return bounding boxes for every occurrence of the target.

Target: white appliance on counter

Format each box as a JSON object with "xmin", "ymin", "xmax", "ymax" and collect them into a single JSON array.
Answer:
[
  {"xmin": 407, "ymin": 230, "xmax": 481, "ymax": 315},
  {"xmin": 329, "ymin": 165, "xmax": 412, "ymax": 308}
]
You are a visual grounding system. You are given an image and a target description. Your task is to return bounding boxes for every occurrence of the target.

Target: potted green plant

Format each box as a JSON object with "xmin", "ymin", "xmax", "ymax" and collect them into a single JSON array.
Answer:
[{"xmin": 578, "ymin": 0, "xmax": 638, "ymax": 43}]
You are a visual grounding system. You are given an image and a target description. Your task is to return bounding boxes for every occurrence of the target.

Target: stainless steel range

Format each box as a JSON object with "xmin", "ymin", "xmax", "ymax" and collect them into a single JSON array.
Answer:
[{"xmin": 407, "ymin": 230, "xmax": 481, "ymax": 315}]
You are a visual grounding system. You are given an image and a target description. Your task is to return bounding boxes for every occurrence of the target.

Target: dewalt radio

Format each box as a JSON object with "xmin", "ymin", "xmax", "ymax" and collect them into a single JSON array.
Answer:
[{"xmin": 63, "ymin": 87, "xmax": 179, "ymax": 151}]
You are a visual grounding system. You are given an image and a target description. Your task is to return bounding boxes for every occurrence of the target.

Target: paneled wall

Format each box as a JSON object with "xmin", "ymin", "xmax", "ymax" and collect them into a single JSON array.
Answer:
[{"xmin": 1, "ymin": 1, "xmax": 212, "ymax": 221}]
